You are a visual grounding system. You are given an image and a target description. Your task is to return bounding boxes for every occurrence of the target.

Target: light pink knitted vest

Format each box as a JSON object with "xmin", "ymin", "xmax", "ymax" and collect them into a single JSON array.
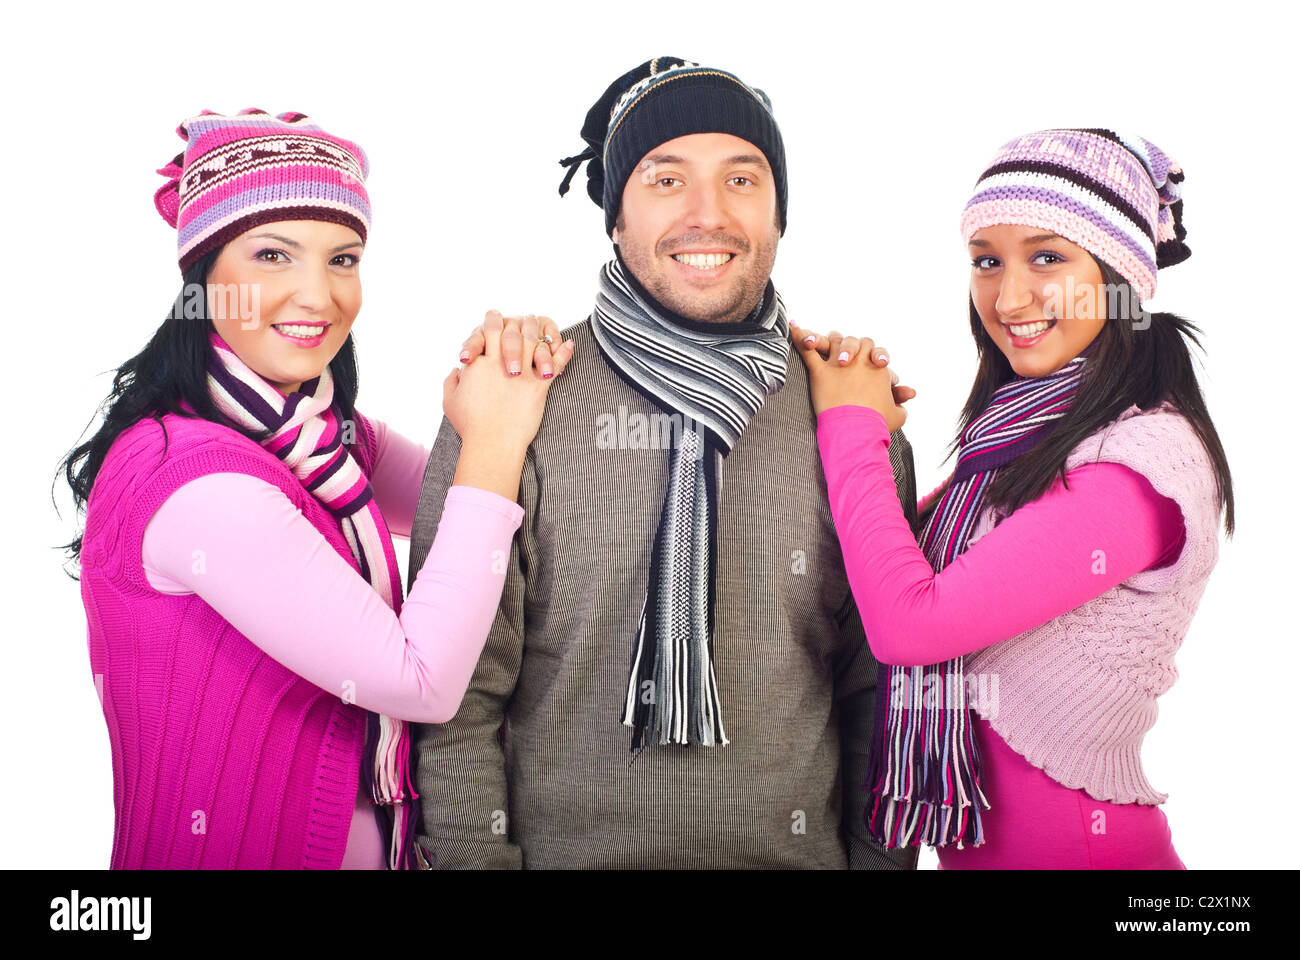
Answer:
[
  {"xmin": 79, "ymin": 408, "xmax": 381, "ymax": 868},
  {"xmin": 964, "ymin": 400, "xmax": 1221, "ymax": 804}
]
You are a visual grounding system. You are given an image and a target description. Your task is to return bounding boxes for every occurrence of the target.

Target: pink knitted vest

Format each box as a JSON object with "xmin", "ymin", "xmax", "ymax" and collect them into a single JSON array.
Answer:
[
  {"xmin": 964, "ymin": 400, "xmax": 1222, "ymax": 804},
  {"xmin": 79, "ymin": 407, "xmax": 381, "ymax": 868}
]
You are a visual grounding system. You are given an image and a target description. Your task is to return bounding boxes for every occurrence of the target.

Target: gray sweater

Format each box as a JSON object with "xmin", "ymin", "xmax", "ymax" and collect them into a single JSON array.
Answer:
[{"xmin": 408, "ymin": 317, "xmax": 920, "ymax": 869}]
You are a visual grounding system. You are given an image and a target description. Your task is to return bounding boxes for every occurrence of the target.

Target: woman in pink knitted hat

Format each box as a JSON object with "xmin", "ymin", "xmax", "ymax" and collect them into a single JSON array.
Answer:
[
  {"xmin": 790, "ymin": 128, "xmax": 1235, "ymax": 868},
  {"xmin": 58, "ymin": 109, "xmax": 572, "ymax": 870}
]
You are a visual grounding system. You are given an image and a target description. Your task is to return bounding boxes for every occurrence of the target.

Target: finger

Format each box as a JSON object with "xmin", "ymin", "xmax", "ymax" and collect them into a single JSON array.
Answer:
[
  {"xmin": 500, "ymin": 314, "xmax": 526, "ymax": 375},
  {"xmin": 838, "ymin": 336, "xmax": 860, "ymax": 366},
  {"xmin": 792, "ymin": 327, "xmax": 825, "ymax": 377},
  {"xmin": 791, "ymin": 324, "xmax": 826, "ymax": 356},
  {"xmin": 870, "ymin": 345, "xmax": 890, "ymax": 367},
  {"xmin": 533, "ymin": 316, "xmax": 561, "ymax": 379},
  {"xmin": 528, "ymin": 316, "xmax": 555, "ymax": 379},
  {"xmin": 482, "ymin": 310, "xmax": 504, "ymax": 359},
  {"xmin": 889, "ymin": 369, "xmax": 900, "ymax": 387},
  {"xmin": 826, "ymin": 330, "xmax": 844, "ymax": 364},
  {"xmin": 442, "ymin": 367, "xmax": 459, "ymax": 406},
  {"xmin": 515, "ymin": 314, "xmax": 541, "ymax": 379},
  {"xmin": 553, "ymin": 338, "xmax": 576, "ymax": 376},
  {"xmin": 459, "ymin": 326, "xmax": 485, "ymax": 364}
]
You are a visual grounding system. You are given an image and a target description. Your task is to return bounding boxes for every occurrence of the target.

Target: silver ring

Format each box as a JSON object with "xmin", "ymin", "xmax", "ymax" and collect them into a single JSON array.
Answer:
[{"xmin": 541, "ymin": 334, "xmax": 554, "ymax": 345}]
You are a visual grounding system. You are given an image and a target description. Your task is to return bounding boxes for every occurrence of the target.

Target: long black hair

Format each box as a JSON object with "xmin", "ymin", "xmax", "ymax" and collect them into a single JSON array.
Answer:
[
  {"xmin": 55, "ymin": 247, "xmax": 361, "ymax": 578},
  {"xmin": 919, "ymin": 258, "xmax": 1234, "ymax": 538}
]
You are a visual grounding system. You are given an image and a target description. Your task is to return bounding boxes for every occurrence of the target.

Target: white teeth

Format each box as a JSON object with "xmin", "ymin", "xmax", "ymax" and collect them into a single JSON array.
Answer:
[
  {"xmin": 274, "ymin": 324, "xmax": 327, "ymax": 339},
  {"xmin": 673, "ymin": 252, "xmax": 733, "ymax": 269},
  {"xmin": 1008, "ymin": 319, "xmax": 1054, "ymax": 337}
]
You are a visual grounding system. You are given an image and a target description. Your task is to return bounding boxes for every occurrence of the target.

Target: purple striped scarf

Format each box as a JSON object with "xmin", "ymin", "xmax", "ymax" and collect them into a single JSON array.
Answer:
[
  {"xmin": 205, "ymin": 329, "xmax": 417, "ymax": 869},
  {"xmin": 862, "ymin": 344, "xmax": 1093, "ymax": 849}
]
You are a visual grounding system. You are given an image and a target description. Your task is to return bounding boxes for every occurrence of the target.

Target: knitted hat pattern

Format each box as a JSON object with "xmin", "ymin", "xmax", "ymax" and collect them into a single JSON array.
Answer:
[
  {"xmin": 961, "ymin": 128, "xmax": 1190, "ymax": 302},
  {"xmin": 155, "ymin": 108, "xmax": 371, "ymax": 274},
  {"xmin": 557, "ymin": 57, "xmax": 788, "ymax": 237}
]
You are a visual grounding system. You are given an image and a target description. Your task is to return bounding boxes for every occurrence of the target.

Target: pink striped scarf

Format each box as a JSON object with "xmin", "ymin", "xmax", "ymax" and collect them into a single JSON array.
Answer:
[
  {"xmin": 205, "ymin": 329, "xmax": 417, "ymax": 869},
  {"xmin": 862, "ymin": 343, "xmax": 1093, "ymax": 850}
]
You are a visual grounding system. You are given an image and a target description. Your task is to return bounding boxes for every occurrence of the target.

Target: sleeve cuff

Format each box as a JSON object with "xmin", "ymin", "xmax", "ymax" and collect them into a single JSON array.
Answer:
[
  {"xmin": 816, "ymin": 404, "xmax": 891, "ymax": 441},
  {"xmin": 445, "ymin": 484, "xmax": 525, "ymax": 528}
]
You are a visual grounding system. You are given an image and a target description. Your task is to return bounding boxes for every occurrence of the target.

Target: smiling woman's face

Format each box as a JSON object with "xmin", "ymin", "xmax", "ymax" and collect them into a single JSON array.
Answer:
[
  {"xmin": 206, "ymin": 219, "xmax": 364, "ymax": 395},
  {"xmin": 969, "ymin": 224, "xmax": 1106, "ymax": 378}
]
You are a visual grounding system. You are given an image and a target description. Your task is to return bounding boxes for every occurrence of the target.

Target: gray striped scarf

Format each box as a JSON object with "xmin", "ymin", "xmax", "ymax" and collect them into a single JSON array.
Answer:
[{"xmin": 589, "ymin": 254, "xmax": 790, "ymax": 750}]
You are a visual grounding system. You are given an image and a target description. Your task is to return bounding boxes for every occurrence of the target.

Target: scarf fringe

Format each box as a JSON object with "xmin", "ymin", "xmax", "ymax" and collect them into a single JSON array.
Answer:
[{"xmin": 860, "ymin": 353, "xmax": 1090, "ymax": 851}]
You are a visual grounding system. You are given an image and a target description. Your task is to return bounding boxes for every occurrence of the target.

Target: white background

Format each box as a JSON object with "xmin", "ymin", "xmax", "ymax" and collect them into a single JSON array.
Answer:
[{"xmin": 5, "ymin": 0, "xmax": 1295, "ymax": 870}]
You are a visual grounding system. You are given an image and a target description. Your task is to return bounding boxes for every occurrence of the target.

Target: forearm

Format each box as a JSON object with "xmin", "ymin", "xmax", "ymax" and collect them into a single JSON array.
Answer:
[
  {"xmin": 142, "ymin": 472, "xmax": 522, "ymax": 722},
  {"xmin": 451, "ymin": 439, "xmax": 527, "ymax": 503},
  {"xmin": 816, "ymin": 404, "xmax": 1184, "ymax": 665}
]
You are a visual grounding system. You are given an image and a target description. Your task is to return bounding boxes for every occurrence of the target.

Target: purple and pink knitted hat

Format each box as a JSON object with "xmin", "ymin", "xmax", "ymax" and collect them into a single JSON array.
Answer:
[
  {"xmin": 154, "ymin": 108, "xmax": 371, "ymax": 274},
  {"xmin": 961, "ymin": 129, "xmax": 1189, "ymax": 302}
]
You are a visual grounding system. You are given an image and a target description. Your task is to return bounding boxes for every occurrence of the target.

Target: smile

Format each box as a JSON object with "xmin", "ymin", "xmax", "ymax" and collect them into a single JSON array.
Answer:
[
  {"xmin": 672, "ymin": 252, "xmax": 734, "ymax": 270},
  {"xmin": 272, "ymin": 322, "xmax": 330, "ymax": 345},
  {"xmin": 1005, "ymin": 319, "xmax": 1055, "ymax": 337}
]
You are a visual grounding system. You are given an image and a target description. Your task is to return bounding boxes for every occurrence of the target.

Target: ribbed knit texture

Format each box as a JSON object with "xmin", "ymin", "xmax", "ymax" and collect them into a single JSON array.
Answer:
[
  {"xmin": 960, "ymin": 128, "xmax": 1189, "ymax": 302},
  {"xmin": 153, "ymin": 108, "xmax": 371, "ymax": 273},
  {"xmin": 79, "ymin": 408, "xmax": 382, "ymax": 868},
  {"xmin": 408, "ymin": 320, "xmax": 919, "ymax": 869},
  {"xmin": 963, "ymin": 400, "xmax": 1221, "ymax": 804}
]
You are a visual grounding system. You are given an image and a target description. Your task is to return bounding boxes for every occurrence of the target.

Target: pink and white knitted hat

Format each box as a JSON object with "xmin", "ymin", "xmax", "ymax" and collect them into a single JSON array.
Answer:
[
  {"xmin": 154, "ymin": 108, "xmax": 371, "ymax": 274},
  {"xmin": 960, "ymin": 129, "xmax": 1190, "ymax": 302}
]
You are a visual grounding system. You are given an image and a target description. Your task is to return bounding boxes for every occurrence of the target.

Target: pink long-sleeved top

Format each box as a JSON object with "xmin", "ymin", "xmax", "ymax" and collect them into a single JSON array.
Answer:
[
  {"xmin": 816, "ymin": 404, "xmax": 1188, "ymax": 869},
  {"xmin": 140, "ymin": 417, "xmax": 522, "ymax": 870}
]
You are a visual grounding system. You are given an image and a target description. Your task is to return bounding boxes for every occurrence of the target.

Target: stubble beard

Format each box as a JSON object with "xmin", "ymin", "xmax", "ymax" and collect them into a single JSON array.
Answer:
[{"xmin": 616, "ymin": 217, "xmax": 779, "ymax": 324}]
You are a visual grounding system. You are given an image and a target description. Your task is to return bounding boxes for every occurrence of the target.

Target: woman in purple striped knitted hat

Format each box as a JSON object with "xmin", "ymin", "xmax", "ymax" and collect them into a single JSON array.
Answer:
[
  {"xmin": 58, "ymin": 109, "xmax": 573, "ymax": 869},
  {"xmin": 790, "ymin": 128, "xmax": 1235, "ymax": 868}
]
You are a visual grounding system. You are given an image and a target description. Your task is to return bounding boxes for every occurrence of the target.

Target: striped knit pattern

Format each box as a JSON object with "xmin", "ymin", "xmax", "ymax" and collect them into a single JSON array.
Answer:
[
  {"xmin": 590, "ymin": 256, "xmax": 790, "ymax": 749},
  {"xmin": 864, "ymin": 350, "xmax": 1091, "ymax": 851},
  {"xmin": 591, "ymin": 257, "xmax": 790, "ymax": 453},
  {"xmin": 206, "ymin": 330, "xmax": 417, "ymax": 869},
  {"xmin": 960, "ymin": 129, "xmax": 1188, "ymax": 301},
  {"xmin": 407, "ymin": 319, "xmax": 922, "ymax": 868},
  {"xmin": 154, "ymin": 108, "xmax": 370, "ymax": 273}
]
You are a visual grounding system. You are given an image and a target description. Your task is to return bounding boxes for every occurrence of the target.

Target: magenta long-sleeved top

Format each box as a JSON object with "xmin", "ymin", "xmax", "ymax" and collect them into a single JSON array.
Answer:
[{"xmin": 815, "ymin": 404, "xmax": 1188, "ymax": 868}]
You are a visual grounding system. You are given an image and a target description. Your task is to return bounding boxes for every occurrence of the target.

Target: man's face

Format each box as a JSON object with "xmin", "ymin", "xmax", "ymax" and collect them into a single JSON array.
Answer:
[{"xmin": 613, "ymin": 132, "xmax": 780, "ymax": 324}]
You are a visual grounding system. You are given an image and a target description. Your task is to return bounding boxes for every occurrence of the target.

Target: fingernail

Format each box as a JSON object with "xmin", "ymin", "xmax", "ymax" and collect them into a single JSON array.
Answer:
[
  {"xmin": 459, "ymin": 354, "xmax": 469, "ymax": 363},
  {"xmin": 879, "ymin": 353, "xmax": 889, "ymax": 364},
  {"xmin": 804, "ymin": 336, "xmax": 816, "ymax": 346},
  {"xmin": 838, "ymin": 351, "xmax": 850, "ymax": 364},
  {"xmin": 543, "ymin": 370, "xmax": 554, "ymax": 379}
]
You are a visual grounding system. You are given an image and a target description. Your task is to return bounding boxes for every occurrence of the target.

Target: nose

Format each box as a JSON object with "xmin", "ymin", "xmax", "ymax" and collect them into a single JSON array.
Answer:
[
  {"xmin": 682, "ymin": 178, "xmax": 730, "ymax": 234},
  {"xmin": 995, "ymin": 264, "xmax": 1035, "ymax": 318},
  {"xmin": 290, "ymin": 263, "xmax": 333, "ymax": 313}
]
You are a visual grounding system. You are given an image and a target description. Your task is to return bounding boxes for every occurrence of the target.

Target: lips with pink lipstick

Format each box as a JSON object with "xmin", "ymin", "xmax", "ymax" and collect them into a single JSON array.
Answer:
[
  {"xmin": 1001, "ymin": 315, "xmax": 1057, "ymax": 348},
  {"xmin": 271, "ymin": 320, "xmax": 330, "ymax": 347}
]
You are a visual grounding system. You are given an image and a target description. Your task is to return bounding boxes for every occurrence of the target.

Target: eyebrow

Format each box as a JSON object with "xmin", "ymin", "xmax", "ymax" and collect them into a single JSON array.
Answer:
[
  {"xmin": 643, "ymin": 152, "xmax": 771, "ymax": 172},
  {"xmin": 245, "ymin": 232, "xmax": 363, "ymax": 254},
  {"xmin": 968, "ymin": 233, "xmax": 1064, "ymax": 248}
]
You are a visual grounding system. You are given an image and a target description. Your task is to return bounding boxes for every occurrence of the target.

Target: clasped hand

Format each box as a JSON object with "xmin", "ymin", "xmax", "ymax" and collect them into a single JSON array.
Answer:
[{"xmin": 789, "ymin": 324, "xmax": 914, "ymax": 432}]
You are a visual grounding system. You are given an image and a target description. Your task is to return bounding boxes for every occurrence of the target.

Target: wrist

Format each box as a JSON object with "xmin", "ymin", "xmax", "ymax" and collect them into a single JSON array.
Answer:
[
  {"xmin": 817, "ymin": 403, "xmax": 889, "ymax": 431},
  {"xmin": 452, "ymin": 441, "xmax": 527, "ymax": 502}
]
